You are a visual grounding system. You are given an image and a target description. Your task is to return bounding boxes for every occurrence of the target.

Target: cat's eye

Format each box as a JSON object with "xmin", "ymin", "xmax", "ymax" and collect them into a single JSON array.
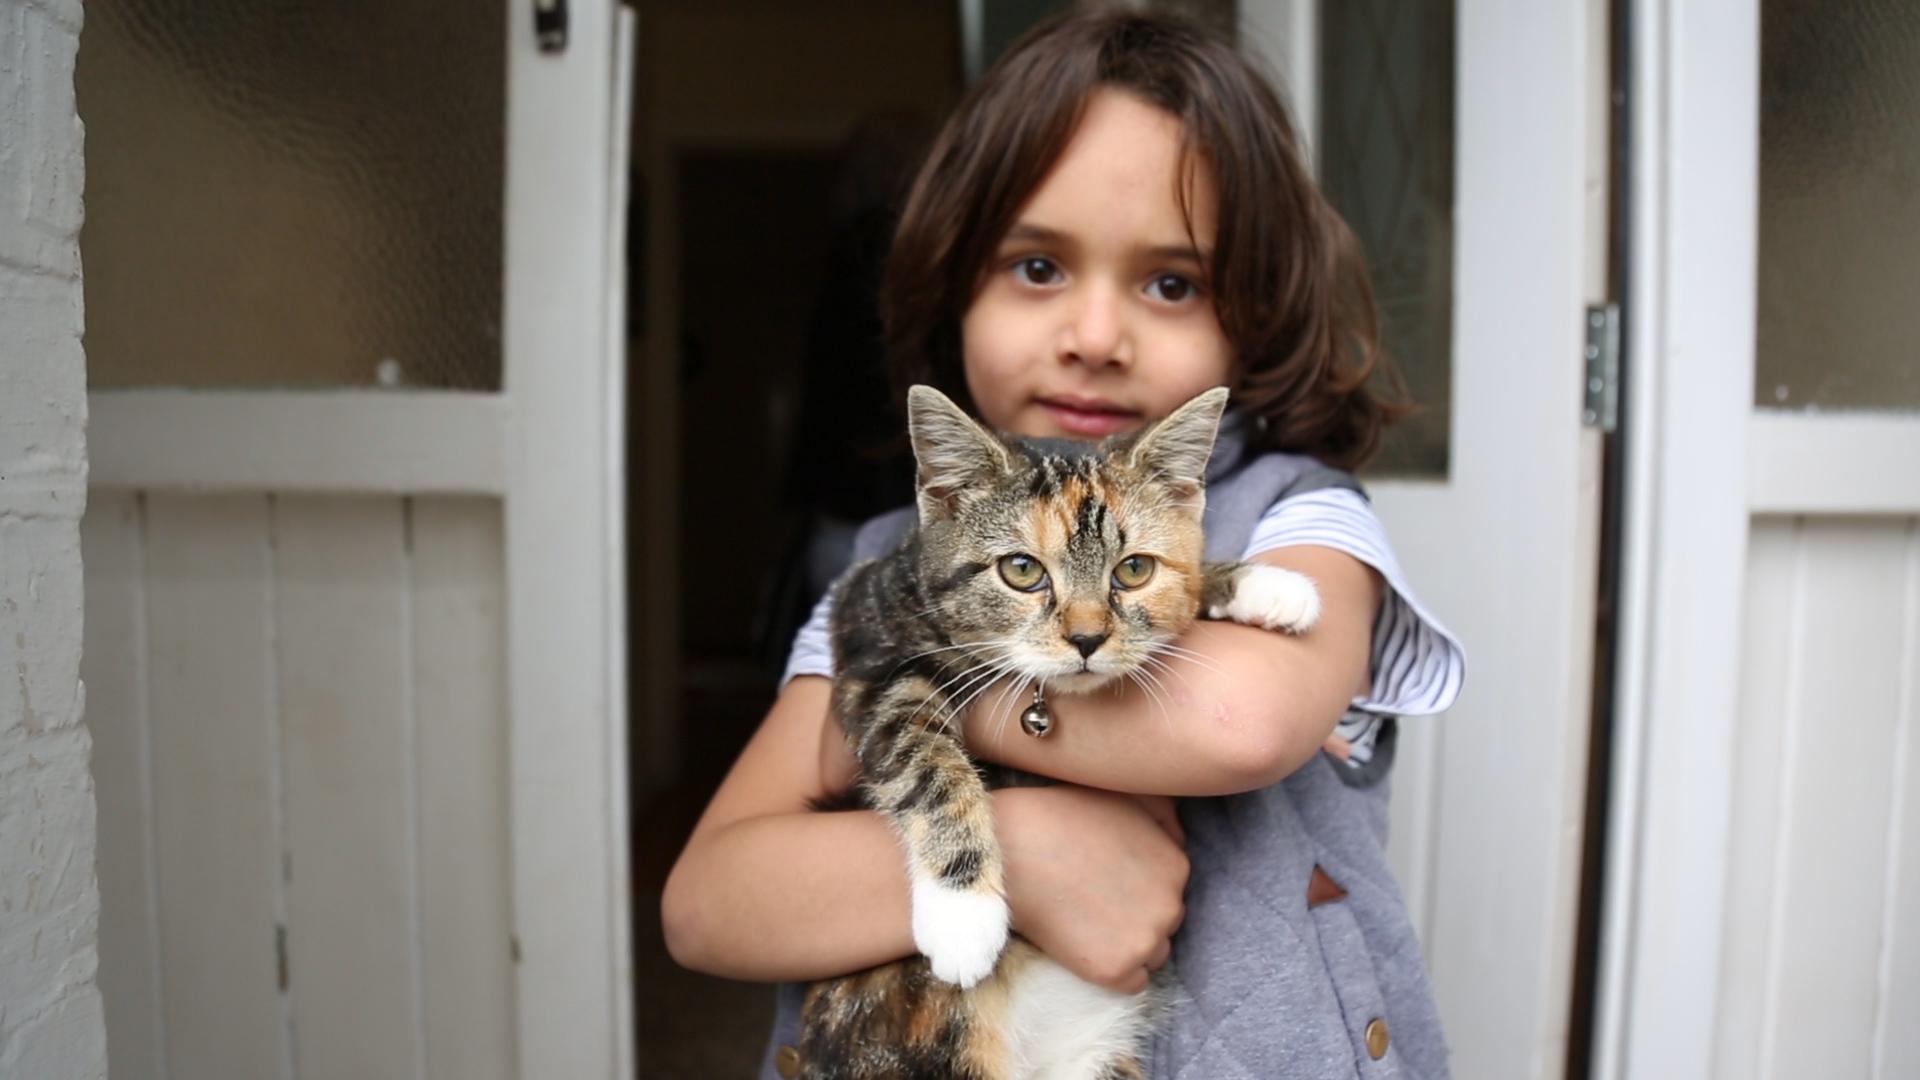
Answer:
[
  {"xmin": 1113, "ymin": 554, "xmax": 1156, "ymax": 589},
  {"xmin": 997, "ymin": 554, "xmax": 1049, "ymax": 591}
]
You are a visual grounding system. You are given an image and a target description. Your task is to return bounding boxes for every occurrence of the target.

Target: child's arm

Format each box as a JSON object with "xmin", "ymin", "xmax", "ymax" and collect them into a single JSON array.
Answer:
[
  {"xmin": 961, "ymin": 544, "xmax": 1382, "ymax": 796},
  {"xmin": 662, "ymin": 675, "xmax": 1189, "ymax": 990}
]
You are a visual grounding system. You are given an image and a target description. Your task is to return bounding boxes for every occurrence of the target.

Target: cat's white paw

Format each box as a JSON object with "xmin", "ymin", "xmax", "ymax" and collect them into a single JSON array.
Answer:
[
  {"xmin": 1211, "ymin": 564, "xmax": 1321, "ymax": 633},
  {"xmin": 911, "ymin": 875, "xmax": 1009, "ymax": 988}
]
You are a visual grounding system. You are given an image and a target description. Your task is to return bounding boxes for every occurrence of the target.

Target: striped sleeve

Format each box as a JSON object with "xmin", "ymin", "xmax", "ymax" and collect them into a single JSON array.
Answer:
[
  {"xmin": 780, "ymin": 588, "xmax": 836, "ymax": 686},
  {"xmin": 1243, "ymin": 487, "xmax": 1466, "ymax": 718}
]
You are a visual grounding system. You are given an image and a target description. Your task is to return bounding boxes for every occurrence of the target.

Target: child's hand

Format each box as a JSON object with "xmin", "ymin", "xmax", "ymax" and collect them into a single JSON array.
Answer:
[{"xmin": 994, "ymin": 785, "xmax": 1189, "ymax": 994}]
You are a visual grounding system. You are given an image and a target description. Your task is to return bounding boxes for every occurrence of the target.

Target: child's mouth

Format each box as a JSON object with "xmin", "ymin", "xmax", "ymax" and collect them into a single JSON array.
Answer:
[{"xmin": 1037, "ymin": 397, "xmax": 1141, "ymax": 437}]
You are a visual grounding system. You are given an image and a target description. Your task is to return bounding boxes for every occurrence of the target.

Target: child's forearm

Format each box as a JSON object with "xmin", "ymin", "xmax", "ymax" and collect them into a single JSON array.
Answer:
[
  {"xmin": 662, "ymin": 807, "xmax": 915, "ymax": 982},
  {"xmin": 962, "ymin": 547, "xmax": 1379, "ymax": 796},
  {"xmin": 961, "ymin": 621, "xmax": 1343, "ymax": 795},
  {"xmin": 665, "ymin": 784, "xmax": 1193, "ymax": 993}
]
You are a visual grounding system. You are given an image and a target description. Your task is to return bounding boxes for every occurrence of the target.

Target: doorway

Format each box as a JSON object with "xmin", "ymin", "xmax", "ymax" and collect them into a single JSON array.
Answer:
[{"xmin": 624, "ymin": 5, "xmax": 961, "ymax": 1075}]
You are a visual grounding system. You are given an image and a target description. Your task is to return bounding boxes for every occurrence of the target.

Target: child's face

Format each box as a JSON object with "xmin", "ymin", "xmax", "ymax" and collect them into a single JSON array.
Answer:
[{"xmin": 962, "ymin": 88, "xmax": 1234, "ymax": 441}]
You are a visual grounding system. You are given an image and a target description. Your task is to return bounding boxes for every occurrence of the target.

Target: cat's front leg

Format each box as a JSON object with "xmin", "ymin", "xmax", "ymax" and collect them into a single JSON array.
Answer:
[
  {"xmin": 1200, "ymin": 560, "xmax": 1321, "ymax": 633},
  {"xmin": 850, "ymin": 678, "xmax": 1010, "ymax": 988}
]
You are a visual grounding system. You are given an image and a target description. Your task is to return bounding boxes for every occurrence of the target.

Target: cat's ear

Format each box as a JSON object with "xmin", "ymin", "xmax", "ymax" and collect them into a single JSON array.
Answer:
[
  {"xmin": 1129, "ymin": 386, "xmax": 1229, "ymax": 509},
  {"xmin": 907, "ymin": 385, "xmax": 1010, "ymax": 522}
]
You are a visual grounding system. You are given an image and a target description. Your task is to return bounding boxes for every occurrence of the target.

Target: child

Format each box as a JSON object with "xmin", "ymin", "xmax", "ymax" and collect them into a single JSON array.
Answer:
[{"xmin": 663, "ymin": 9, "xmax": 1465, "ymax": 1078}]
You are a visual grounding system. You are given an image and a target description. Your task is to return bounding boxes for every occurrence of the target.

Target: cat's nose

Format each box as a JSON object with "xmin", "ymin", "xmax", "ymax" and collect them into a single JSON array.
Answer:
[{"xmin": 1068, "ymin": 632, "xmax": 1109, "ymax": 659}]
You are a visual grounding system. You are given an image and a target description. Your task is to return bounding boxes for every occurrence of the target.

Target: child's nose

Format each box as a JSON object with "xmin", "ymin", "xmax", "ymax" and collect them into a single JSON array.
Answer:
[{"xmin": 1058, "ymin": 282, "xmax": 1130, "ymax": 368}]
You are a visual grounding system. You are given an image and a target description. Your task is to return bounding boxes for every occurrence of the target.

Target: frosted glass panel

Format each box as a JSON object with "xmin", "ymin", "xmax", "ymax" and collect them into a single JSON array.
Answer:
[
  {"xmin": 77, "ymin": 1, "xmax": 504, "ymax": 390},
  {"xmin": 1757, "ymin": 0, "xmax": 1920, "ymax": 410},
  {"xmin": 1321, "ymin": 0, "xmax": 1455, "ymax": 477}
]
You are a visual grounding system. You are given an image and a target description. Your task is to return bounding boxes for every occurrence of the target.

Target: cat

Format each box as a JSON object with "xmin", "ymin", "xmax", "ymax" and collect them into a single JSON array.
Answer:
[{"xmin": 799, "ymin": 385, "xmax": 1321, "ymax": 1080}]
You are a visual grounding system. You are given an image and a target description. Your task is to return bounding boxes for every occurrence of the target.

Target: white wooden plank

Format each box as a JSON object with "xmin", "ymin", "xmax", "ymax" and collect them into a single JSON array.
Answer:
[
  {"xmin": 1873, "ymin": 520, "xmax": 1920, "ymax": 1078},
  {"xmin": 1712, "ymin": 519, "xmax": 1799, "ymax": 1080},
  {"xmin": 89, "ymin": 391, "xmax": 508, "ymax": 496},
  {"xmin": 410, "ymin": 499, "xmax": 514, "ymax": 1080},
  {"xmin": 1749, "ymin": 413, "xmax": 1920, "ymax": 516},
  {"xmin": 274, "ymin": 496, "xmax": 422, "ymax": 1080},
  {"xmin": 1763, "ymin": 519, "xmax": 1907, "ymax": 1078},
  {"xmin": 81, "ymin": 491, "xmax": 167, "ymax": 1080},
  {"xmin": 142, "ymin": 494, "xmax": 287, "ymax": 1079}
]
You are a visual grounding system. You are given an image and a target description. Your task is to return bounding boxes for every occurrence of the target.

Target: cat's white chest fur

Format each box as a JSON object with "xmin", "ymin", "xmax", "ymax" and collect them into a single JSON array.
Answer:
[{"xmin": 1002, "ymin": 954, "xmax": 1164, "ymax": 1080}]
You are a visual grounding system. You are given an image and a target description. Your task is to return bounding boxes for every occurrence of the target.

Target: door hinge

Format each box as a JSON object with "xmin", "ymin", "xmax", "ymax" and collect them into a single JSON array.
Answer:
[
  {"xmin": 1583, "ymin": 303, "xmax": 1620, "ymax": 433},
  {"xmin": 533, "ymin": 0, "xmax": 567, "ymax": 53}
]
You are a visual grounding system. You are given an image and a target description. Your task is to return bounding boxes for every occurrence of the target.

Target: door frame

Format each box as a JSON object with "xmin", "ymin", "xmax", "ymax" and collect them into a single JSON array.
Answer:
[
  {"xmin": 1590, "ymin": 0, "xmax": 1755, "ymax": 1073},
  {"xmin": 500, "ymin": 3, "xmax": 636, "ymax": 1077}
]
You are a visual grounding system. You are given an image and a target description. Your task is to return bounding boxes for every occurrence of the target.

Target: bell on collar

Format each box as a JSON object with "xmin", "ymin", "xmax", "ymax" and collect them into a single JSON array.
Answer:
[{"xmin": 1020, "ymin": 693, "xmax": 1053, "ymax": 738}]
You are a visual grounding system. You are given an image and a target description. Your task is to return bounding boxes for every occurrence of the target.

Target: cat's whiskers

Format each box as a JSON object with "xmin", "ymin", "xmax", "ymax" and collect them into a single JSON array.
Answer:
[
  {"xmin": 932, "ymin": 654, "xmax": 1025, "ymax": 738},
  {"xmin": 917, "ymin": 640, "xmax": 1018, "ymax": 693},
  {"xmin": 895, "ymin": 640, "xmax": 1016, "ymax": 695},
  {"xmin": 910, "ymin": 653, "xmax": 988, "ymax": 713},
  {"xmin": 990, "ymin": 668, "xmax": 1036, "ymax": 745},
  {"xmin": 1141, "ymin": 652, "xmax": 1203, "ymax": 697},
  {"xmin": 939, "ymin": 662, "xmax": 1022, "ymax": 738},
  {"xmin": 936, "ymin": 641, "xmax": 1029, "ymax": 726},
  {"xmin": 911, "ymin": 656, "xmax": 998, "ymax": 720},
  {"xmin": 1126, "ymin": 666, "xmax": 1176, "ymax": 735},
  {"xmin": 921, "ymin": 652, "xmax": 1010, "ymax": 711},
  {"xmin": 918, "ymin": 643, "xmax": 1022, "ymax": 732},
  {"xmin": 891, "ymin": 640, "xmax": 997, "ymax": 672},
  {"xmin": 1149, "ymin": 641, "xmax": 1225, "ymax": 676},
  {"xmin": 976, "ymin": 671, "xmax": 1033, "ymax": 746}
]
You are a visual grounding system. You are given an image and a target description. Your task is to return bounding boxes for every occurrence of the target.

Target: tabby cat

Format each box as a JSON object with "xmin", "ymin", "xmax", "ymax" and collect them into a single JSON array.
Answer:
[{"xmin": 801, "ymin": 385, "xmax": 1321, "ymax": 1080}]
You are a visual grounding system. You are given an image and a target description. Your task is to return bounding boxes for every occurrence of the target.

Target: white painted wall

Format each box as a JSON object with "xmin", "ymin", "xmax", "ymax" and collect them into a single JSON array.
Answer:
[{"xmin": 0, "ymin": 0, "xmax": 109, "ymax": 1076}]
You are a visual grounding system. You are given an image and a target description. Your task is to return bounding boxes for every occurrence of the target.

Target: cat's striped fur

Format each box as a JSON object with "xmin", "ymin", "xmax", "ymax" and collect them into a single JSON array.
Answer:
[{"xmin": 800, "ymin": 386, "xmax": 1319, "ymax": 1080}]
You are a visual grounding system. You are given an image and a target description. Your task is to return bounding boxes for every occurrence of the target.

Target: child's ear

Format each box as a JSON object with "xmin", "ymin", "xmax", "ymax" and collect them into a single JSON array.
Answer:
[
  {"xmin": 1128, "ymin": 386, "xmax": 1230, "ymax": 508},
  {"xmin": 907, "ymin": 385, "xmax": 1010, "ymax": 522}
]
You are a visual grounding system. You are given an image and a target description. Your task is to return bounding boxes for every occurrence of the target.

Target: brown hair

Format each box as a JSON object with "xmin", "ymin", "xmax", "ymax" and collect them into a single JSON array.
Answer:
[{"xmin": 882, "ymin": 6, "xmax": 1410, "ymax": 469}]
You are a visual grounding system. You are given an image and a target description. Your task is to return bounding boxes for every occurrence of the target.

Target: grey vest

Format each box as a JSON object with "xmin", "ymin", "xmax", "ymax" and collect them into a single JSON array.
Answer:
[{"xmin": 759, "ymin": 417, "xmax": 1450, "ymax": 1079}]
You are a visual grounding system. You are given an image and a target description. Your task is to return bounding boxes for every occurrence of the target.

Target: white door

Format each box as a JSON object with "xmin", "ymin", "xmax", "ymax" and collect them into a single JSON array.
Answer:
[
  {"xmin": 1596, "ymin": 1, "xmax": 1920, "ymax": 1077},
  {"xmin": 1244, "ymin": 3, "xmax": 1609, "ymax": 1076},
  {"xmin": 82, "ymin": 3, "xmax": 636, "ymax": 1078}
]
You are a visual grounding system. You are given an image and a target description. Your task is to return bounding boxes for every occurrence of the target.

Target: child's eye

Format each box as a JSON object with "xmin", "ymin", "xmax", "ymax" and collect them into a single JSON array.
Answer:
[
  {"xmin": 1145, "ymin": 273, "xmax": 1199, "ymax": 303},
  {"xmin": 1013, "ymin": 257, "xmax": 1062, "ymax": 286}
]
